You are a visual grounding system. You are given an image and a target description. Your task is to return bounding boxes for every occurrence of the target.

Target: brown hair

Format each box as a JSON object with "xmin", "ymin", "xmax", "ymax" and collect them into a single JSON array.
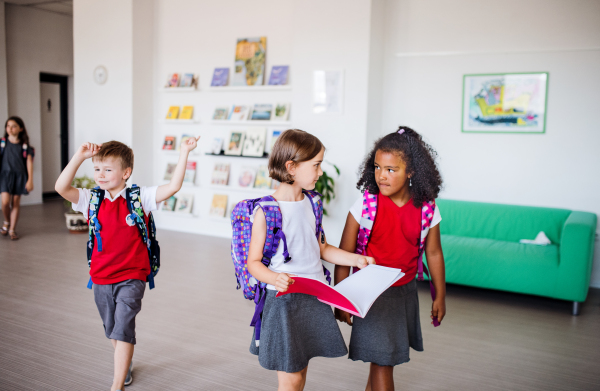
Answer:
[
  {"xmin": 92, "ymin": 141, "xmax": 134, "ymax": 172},
  {"xmin": 268, "ymin": 129, "xmax": 324, "ymax": 184},
  {"xmin": 4, "ymin": 116, "xmax": 30, "ymax": 146}
]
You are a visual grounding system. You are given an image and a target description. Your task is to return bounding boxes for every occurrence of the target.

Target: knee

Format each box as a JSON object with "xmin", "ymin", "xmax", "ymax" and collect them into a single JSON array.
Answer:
[
  {"xmin": 279, "ymin": 371, "xmax": 305, "ymax": 389},
  {"xmin": 1, "ymin": 200, "xmax": 9, "ymax": 210}
]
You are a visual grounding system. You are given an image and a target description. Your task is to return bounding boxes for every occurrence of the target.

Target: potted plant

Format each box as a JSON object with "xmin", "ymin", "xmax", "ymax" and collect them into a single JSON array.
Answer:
[
  {"xmin": 64, "ymin": 175, "xmax": 95, "ymax": 233},
  {"xmin": 314, "ymin": 161, "xmax": 340, "ymax": 216}
]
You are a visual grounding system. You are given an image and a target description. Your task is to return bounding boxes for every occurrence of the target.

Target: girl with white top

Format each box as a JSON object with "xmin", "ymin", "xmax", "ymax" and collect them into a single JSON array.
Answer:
[{"xmin": 247, "ymin": 129, "xmax": 375, "ymax": 391}]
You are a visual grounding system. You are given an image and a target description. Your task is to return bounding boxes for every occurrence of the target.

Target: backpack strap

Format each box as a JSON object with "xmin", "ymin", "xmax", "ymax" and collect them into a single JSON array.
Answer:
[
  {"xmin": 86, "ymin": 187, "xmax": 105, "ymax": 289},
  {"xmin": 417, "ymin": 200, "xmax": 440, "ymax": 327},
  {"xmin": 356, "ymin": 190, "xmax": 378, "ymax": 256},
  {"xmin": 302, "ymin": 189, "xmax": 332, "ymax": 285},
  {"xmin": 125, "ymin": 185, "xmax": 155, "ymax": 289},
  {"xmin": 0, "ymin": 137, "xmax": 5, "ymax": 154}
]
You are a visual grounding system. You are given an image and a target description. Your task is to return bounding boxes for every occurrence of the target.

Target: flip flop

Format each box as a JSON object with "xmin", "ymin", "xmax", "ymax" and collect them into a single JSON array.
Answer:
[{"xmin": 9, "ymin": 230, "xmax": 18, "ymax": 240}]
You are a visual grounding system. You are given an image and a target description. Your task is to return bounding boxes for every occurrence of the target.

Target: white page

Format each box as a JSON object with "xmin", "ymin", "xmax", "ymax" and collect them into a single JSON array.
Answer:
[{"xmin": 333, "ymin": 265, "xmax": 404, "ymax": 317}]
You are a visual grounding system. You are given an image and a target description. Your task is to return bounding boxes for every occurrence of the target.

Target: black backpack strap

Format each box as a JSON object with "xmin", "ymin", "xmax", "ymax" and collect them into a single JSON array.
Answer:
[
  {"xmin": 125, "ymin": 185, "xmax": 155, "ymax": 289},
  {"xmin": 86, "ymin": 187, "xmax": 105, "ymax": 289}
]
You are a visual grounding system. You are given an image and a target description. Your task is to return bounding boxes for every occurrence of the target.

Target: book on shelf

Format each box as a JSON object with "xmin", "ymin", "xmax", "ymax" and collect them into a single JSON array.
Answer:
[
  {"xmin": 209, "ymin": 137, "xmax": 223, "ymax": 154},
  {"xmin": 180, "ymin": 106, "xmax": 194, "ymax": 120},
  {"xmin": 229, "ymin": 105, "xmax": 250, "ymax": 121},
  {"xmin": 209, "ymin": 194, "xmax": 228, "ymax": 218},
  {"xmin": 166, "ymin": 106, "xmax": 180, "ymax": 119},
  {"xmin": 211, "ymin": 163, "xmax": 231, "ymax": 185},
  {"xmin": 276, "ymin": 265, "xmax": 405, "ymax": 318},
  {"xmin": 166, "ymin": 73, "xmax": 179, "ymax": 87},
  {"xmin": 164, "ymin": 163, "xmax": 177, "ymax": 181},
  {"xmin": 233, "ymin": 37, "xmax": 267, "ymax": 86},
  {"xmin": 175, "ymin": 194, "xmax": 194, "ymax": 214},
  {"xmin": 242, "ymin": 127, "xmax": 266, "ymax": 157},
  {"xmin": 254, "ymin": 165, "xmax": 272, "ymax": 189},
  {"xmin": 183, "ymin": 161, "xmax": 197, "ymax": 183},
  {"xmin": 224, "ymin": 131, "xmax": 245, "ymax": 156},
  {"xmin": 163, "ymin": 136, "xmax": 176, "ymax": 150},
  {"xmin": 270, "ymin": 130, "xmax": 282, "ymax": 152},
  {"xmin": 162, "ymin": 196, "xmax": 177, "ymax": 212},
  {"xmin": 250, "ymin": 104, "xmax": 273, "ymax": 121},
  {"xmin": 213, "ymin": 107, "xmax": 229, "ymax": 120},
  {"xmin": 273, "ymin": 103, "xmax": 290, "ymax": 121},
  {"xmin": 211, "ymin": 68, "xmax": 229, "ymax": 86},
  {"xmin": 180, "ymin": 73, "xmax": 195, "ymax": 88},
  {"xmin": 271, "ymin": 179, "xmax": 281, "ymax": 190},
  {"xmin": 268, "ymin": 65, "xmax": 289, "ymax": 85},
  {"xmin": 238, "ymin": 166, "xmax": 256, "ymax": 188}
]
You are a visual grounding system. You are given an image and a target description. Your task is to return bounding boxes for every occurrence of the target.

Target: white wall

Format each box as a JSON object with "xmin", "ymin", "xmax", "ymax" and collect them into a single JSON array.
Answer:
[
  {"xmin": 378, "ymin": 0, "xmax": 600, "ymax": 287},
  {"xmin": 5, "ymin": 4, "xmax": 73, "ymax": 204},
  {"xmin": 0, "ymin": 2, "xmax": 8, "ymax": 121}
]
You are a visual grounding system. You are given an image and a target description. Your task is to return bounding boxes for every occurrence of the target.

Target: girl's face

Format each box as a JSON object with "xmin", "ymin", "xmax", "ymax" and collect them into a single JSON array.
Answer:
[
  {"xmin": 6, "ymin": 120, "xmax": 22, "ymax": 137},
  {"xmin": 93, "ymin": 157, "xmax": 131, "ymax": 191},
  {"xmin": 289, "ymin": 148, "xmax": 325, "ymax": 190},
  {"xmin": 374, "ymin": 150, "xmax": 410, "ymax": 197}
]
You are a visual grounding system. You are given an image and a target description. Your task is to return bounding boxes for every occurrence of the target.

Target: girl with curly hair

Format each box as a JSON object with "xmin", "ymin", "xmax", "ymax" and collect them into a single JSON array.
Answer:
[{"xmin": 334, "ymin": 126, "xmax": 446, "ymax": 391}]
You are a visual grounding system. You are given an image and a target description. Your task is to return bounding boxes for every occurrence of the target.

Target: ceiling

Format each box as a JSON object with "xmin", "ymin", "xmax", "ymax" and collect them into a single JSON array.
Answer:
[{"xmin": 5, "ymin": 1, "xmax": 73, "ymax": 16}]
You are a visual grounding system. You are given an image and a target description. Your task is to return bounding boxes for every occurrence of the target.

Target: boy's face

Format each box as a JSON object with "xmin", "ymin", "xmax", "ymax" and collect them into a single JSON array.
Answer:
[{"xmin": 93, "ymin": 156, "xmax": 132, "ymax": 191}]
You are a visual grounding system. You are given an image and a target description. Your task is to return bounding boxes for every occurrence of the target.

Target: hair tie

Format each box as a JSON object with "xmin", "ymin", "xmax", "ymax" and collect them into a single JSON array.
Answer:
[{"xmin": 398, "ymin": 129, "xmax": 405, "ymax": 135}]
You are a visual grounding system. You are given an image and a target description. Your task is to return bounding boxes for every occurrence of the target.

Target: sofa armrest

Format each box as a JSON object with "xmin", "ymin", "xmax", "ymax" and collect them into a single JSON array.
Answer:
[{"xmin": 557, "ymin": 211, "xmax": 597, "ymax": 302}]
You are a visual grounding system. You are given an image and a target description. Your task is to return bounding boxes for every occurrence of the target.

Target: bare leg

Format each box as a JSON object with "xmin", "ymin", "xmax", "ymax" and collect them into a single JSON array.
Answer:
[
  {"xmin": 369, "ymin": 363, "xmax": 394, "ymax": 391},
  {"xmin": 111, "ymin": 340, "xmax": 134, "ymax": 391},
  {"xmin": 277, "ymin": 366, "xmax": 308, "ymax": 391},
  {"xmin": 365, "ymin": 370, "xmax": 372, "ymax": 391},
  {"xmin": 9, "ymin": 195, "xmax": 21, "ymax": 232},
  {"xmin": 1, "ymin": 193, "xmax": 11, "ymax": 229}
]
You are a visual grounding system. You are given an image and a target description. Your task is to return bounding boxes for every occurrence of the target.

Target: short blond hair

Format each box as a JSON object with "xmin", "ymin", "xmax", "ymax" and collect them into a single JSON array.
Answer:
[{"xmin": 92, "ymin": 141, "xmax": 134, "ymax": 171}]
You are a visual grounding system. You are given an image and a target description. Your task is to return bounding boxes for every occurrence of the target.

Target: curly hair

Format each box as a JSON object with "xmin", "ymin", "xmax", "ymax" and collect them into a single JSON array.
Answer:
[{"xmin": 357, "ymin": 126, "xmax": 442, "ymax": 207}]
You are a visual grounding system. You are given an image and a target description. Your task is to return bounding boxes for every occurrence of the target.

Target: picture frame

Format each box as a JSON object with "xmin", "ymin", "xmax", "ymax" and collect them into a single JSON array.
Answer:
[
  {"xmin": 242, "ymin": 127, "xmax": 267, "ymax": 157},
  {"xmin": 462, "ymin": 72, "xmax": 549, "ymax": 133},
  {"xmin": 224, "ymin": 131, "xmax": 245, "ymax": 156}
]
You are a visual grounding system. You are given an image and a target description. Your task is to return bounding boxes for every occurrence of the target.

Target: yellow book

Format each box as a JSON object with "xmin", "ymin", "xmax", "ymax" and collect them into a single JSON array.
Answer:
[
  {"xmin": 166, "ymin": 106, "xmax": 180, "ymax": 119},
  {"xmin": 180, "ymin": 106, "xmax": 194, "ymax": 120}
]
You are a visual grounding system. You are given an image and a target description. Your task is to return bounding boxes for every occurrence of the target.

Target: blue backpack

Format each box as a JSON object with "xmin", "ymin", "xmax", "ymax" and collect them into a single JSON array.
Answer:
[
  {"xmin": 86, "ymin": 185, "xmax": 160, "ymax": 289},
  {"xmin": 230, "ymin": 189, "xmax": 330, "ymax": 344}
]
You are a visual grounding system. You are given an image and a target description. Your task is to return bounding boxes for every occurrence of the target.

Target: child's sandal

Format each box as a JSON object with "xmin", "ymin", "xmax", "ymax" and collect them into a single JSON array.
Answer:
[
  {"xmin": 0, "ymin": 221, "xmax": 9, "ymax": 236},
  {"xmin": 9, "ymin": 230, "xmax": 18, "ymax": 240}
]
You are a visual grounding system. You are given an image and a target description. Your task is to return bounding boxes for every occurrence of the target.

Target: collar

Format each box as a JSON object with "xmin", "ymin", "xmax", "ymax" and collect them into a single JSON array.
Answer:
[{"xmin": 103, "ymin": 187, "xmax": 127, "ymax": 202}]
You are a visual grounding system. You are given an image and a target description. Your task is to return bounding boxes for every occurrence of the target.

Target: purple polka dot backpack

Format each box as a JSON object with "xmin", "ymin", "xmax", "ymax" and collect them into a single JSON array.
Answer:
[
  {"xmin": 230, "ymin": 189, "xmax": 331, "ymax": 344},
  {"xmin": 355, "ymin": 191, "xmax": 441, "ymax": 327}
]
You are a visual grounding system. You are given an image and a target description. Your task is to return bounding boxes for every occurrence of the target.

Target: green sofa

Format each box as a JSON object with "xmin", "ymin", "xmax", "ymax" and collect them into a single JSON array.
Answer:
[{"xmin": 425, "ymin": 199, "xmax": 597, "ymax": 315}]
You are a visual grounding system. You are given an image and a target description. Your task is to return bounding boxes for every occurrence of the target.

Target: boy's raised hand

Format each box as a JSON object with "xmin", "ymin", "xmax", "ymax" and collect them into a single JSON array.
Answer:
[
  {"xmin": 76, "ymin": 142, "xmax": 102, "ymax": 160},
  {"xmin": 180, "ymin": 136, "xmax": 201, "ymax": 153},
  {"xmin": 356, "ymin": 256, "xmax": 376, "ymax": 269}
]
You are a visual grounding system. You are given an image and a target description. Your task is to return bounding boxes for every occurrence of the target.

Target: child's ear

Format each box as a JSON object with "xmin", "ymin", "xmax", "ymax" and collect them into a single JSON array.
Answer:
[
  {"xmin": 123, "ymin": 167, "xmax": 132, "ymax": 180},
  {"xmin": 285, "ymin": 160, "xmax": 296, "ymax": 176}
]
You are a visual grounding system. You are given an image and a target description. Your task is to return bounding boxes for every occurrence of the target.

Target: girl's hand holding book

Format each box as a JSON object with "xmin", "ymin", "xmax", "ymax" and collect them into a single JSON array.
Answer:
[
  {"xmin": 356, "ymin": 256, "xmax": 376, "ymax": 269},
  {"xmin": 335, "ymin": 308, "xmax": 353, "ymax": 326},
  {"xmin": 274, "ymin": 273, "xmax": 295, "ymax": 293}
]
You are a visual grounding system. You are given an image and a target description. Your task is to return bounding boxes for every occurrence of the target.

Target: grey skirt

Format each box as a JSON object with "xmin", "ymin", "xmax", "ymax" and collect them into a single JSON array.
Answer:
[
  {"xmin": 349, "ymin": 279, "xmax": 423, "ymax": 366},
  {"xmin": 250, "ymin": 290, "xmax": 348, "ymax": 373},
  {"xmin": 0, "ymin": 171, "xmax": 28, "ymax": 195}
]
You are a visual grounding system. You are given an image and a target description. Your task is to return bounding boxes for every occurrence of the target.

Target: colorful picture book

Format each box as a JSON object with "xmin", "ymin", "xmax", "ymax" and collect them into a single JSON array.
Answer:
[
  {"xmin": 210, "ymin": 194, "xmax": 228, "ymax": 218},
  {"xmin": 180, "ymin": 106, "xmax": 194, "ymax": 120},
  {"xmin": 166, "ymin": 106, "xmax": 180, "ymax": 119},
  {"xmin": 233, "ymin": 37, "xmax": 267, "ymax": 86},
  {"xmin": 183, "ymin": 161, "xmax": 197, "ymax": 183},
  {"xmin": 211, "ymin": 68, "xmax": 230, "ymax": 87},
  {"xmin": 210, "ymin": 137, "xmax": 223, "ymax": 154},
  {"xmin": 238, "ymin": 167, "xmax": 256, "ymax": 188},
  {"xmin": 213, "ymin": 107, "xmax": 229, "ymax": 120},
  {"xmin": 180, "ymin": 73, "xmax": 195, "ymax": 88},
  {"xmin": 276, "ymin": 265, "xmax": 405, "ymax": 318},
  {"xmin": 163, "ymin": 136, "xmax": 176, "ymax": 150},
  {"xmin": 250, "ymin": 104, "xmax": 273, "ymax": 120},
  {"xmin": 211, "ymin": 163, "xmax": 231, "ymax": 185},
  {"xmin": 166, "ymin": 73, "xmax": 179, "ymax": 87},
  {"xmin": 175, "ymin": 194, "xmax": 193, "ymax": 214},
  {"xmin": 270, "ymin": 130, "xmax": 282, "ymax": 151},
  {"xmin": 224, "ymin": 131, "xmax": 245, "ymax": 156},
  {"xmin": 164, "ymin": 163, "xmax": 177, "ymax": 181},
  {"xmin": 162, "ymin": 196, "xmax": 177, "ymax": 212},
  {"xmin": 273, "ymin": 103, "xmax": 290, "ymax": 121},
  {"xmin": 242, "ymin": 127, "xmax": 266, "ymax": 157},
  {"xmin": 268, "ymin": 66, "xmax": 289, "ymax": 85},
  {"xmin": 229, "ymin": 105, "xmax": 250, "ymax": 121},
  {"xmin": 254, "ymin": 165, "xmax": 272, "ymax": 189}
]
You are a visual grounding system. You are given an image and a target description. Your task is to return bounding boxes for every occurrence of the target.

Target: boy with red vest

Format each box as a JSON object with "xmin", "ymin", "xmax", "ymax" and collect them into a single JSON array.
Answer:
[{"xmin": 55, "ymin": 138, "xmax": 199, "ymax": 391}]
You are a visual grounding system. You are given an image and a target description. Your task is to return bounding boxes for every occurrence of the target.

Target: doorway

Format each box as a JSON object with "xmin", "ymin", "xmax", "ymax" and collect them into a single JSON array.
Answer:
[{"xmin": 39, "ymin": 73, "xmax": 68, "ymax": 199}]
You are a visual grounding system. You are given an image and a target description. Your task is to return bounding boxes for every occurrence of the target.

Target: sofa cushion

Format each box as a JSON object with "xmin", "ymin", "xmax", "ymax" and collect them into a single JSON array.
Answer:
[{"xmin": 435, "ymin": 235, "xmax": 560, "ymax": 297}]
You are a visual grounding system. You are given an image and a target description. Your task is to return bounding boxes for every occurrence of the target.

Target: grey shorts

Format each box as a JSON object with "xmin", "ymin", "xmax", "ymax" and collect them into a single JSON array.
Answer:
[{"xmin": 93, "ymin": 279, "xmax": 145, "ymax": 345}]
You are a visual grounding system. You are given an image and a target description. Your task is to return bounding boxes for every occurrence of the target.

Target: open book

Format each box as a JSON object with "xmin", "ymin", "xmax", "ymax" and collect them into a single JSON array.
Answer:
[{"xmin": 275, "ymin": 265, "xmax": 404, "ymax": 318}]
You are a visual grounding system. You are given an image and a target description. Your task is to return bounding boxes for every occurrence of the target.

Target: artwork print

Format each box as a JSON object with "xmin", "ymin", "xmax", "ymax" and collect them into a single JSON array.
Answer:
[
  {"xmin": 233, "ymin": 37, "xmax": 267, "ymax": 86},
  {"xmin": 462, "ymin": 73, "xmax": 548, "ymax": 133}
]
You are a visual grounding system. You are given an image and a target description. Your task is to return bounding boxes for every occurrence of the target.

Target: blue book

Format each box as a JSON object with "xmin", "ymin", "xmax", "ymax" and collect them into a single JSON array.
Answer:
[
  {"xmin": 211, "ymin": 68, "xmax": 229, "ymax": 87},
  {"xmin": 268, "ymin": 66, "xmax": 289, "ymax": 85}
]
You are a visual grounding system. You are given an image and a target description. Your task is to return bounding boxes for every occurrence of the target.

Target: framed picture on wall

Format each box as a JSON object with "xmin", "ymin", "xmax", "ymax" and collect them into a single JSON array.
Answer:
[{"xmin": 462, "ymin": 72, "xmax": 548, "ymax": 133}]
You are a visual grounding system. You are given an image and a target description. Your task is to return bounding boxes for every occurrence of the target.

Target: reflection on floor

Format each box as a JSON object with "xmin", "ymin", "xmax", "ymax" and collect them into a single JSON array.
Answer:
[{"xmin": 0, "ymin": 200, "xmax": 599, "ymax": 390}]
